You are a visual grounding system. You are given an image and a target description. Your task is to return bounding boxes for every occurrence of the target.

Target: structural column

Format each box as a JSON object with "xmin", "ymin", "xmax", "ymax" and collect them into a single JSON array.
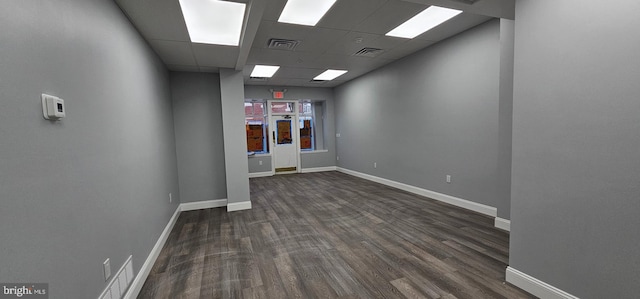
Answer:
[{"xmin": 219, "ymin": 68, "xmax": 251, "ymax": 211}]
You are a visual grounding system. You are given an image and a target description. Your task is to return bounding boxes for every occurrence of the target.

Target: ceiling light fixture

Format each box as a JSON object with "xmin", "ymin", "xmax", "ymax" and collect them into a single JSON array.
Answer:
[
  {"xmin": 251, "ymin": 65, "xmax": 281, "ymax": 78},
  {"xmin": 179, "ymin": 0, "xmax": 246, "ymax": 46},
  {"xmin": 386, "ymin": 6, "xmax": 462, "ymax": 39},
  {"xmin": 278, "ymin": 0, "xmax": 337, "ymax": 26},
  {"xmin": 314, "ymin": 69, "xmax": 348, "ymax": 81}
]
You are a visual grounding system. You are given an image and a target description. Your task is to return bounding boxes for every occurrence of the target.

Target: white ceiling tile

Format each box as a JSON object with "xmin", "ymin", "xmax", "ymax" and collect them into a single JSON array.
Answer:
[
  {"xmin": 295, "ymin": 27, "xmax": 350, "ymax": 53},
  {"xmin": 167, "ymin": 65, "xmax": 200, "ymax": 72},
  {"xmin": 114, "ymin": 0, "xmax": 190, "ymax": 41},
  {"xmin": 244, "ymin": 79, "xmax": 270, "ymax": 86},
  {"xmin": 273, "ymin": 67, "xmax": 327, "ymax": 79},
  {"xmin": 264, "ymin": 78, "xmax": 316, "ymax": 86},
  {"xmin": 253, "ymin": 21, "xmax": 315, "ymax": 49},
  {"xmin": 192, "ymin": 44, "xmax": 238, "ymax": 68},
  {"xmin": 322, "ymin": 32, "xmax": 406, "ymax": 58},
  {"xmin": 378, "ymin": 38, "xmax": 437, "ymax": 60},
  {"xmin": 304, "ymin": 81, "xmax": 332, "ymax": 87},
  {"xmin": 353, "ymin": 0, "xmax": 429, "ymax": 35},
  {"xmin": 311, "ymin": 53, "xmax": 392, "ymax": 69},
  {"xmin": 315, "ymin": 0, "xmax": 389, "ymax": 31},
  {"xmin": 247, "ymin": 48, "xmax": 321, "ymax": 68},
  {"xmin": 262, "ymin": 0, "xmax": 288, "ymax": 21},
  {"xmin": 415, "ymin": 13, "xmax": 492, "ymax": 40},
  {"xmin": 402, "ymin": 0, "xmax": 515, "ymax": 19},
  {"xmin": 243, "ymin": 67, "xmax": 254, "ymax": 77},
  {"xmin": 320, "ymin": 80, "xmax": 347, "ymax": 88},
  {"xmin": 149, "ymin": 40, "xmax": 196, "ymax": 66},
  {"xmin": 199, "ymin": 67, "xmax": 220, "ymax": 73},
  {"xmin": 324, "ymin": 31, "xmax": 383, "ymax": 56}
]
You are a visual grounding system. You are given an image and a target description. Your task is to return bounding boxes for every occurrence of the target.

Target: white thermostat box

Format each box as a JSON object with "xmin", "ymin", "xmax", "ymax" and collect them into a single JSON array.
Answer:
[{"xmin": 42, "ymin": 94, "xmax": 66, "ymax": 120}]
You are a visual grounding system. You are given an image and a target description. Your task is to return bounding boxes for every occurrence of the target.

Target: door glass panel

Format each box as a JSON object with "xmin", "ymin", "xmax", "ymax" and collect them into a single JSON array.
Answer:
[
  {"xmin": 271, "ymin": 102, "xmax": 294, "ymax": 113},
  {"xmin": 253, "ymin": 102, "xmax": 264, "ymax": 115},
  {"xmin": 276, "ymin": 120, "xmax": 292, "ymax": 144}
]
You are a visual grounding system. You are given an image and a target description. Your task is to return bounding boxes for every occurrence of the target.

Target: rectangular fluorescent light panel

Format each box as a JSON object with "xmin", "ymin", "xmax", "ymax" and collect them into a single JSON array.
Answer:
[
  {"xmin": 314, "ymin": 69, "xmax": 348, "ymax": 81},
  {"xmin": 251, "ymin": 65, "xmax": 280, "ymax": 78},
  {"xmin": 179, "ymin": 0, "xmax": 246, "ymax": 46},
  {"xmin": 386, "ymin": 6, "xmax": 462, "ymax": 39},
  {"xmin": 278, "ymin": 0, "xmax": 337, "ymax": 26}
]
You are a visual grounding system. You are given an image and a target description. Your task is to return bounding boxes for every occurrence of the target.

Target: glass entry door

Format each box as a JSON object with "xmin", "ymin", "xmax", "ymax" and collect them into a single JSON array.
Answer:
[{"xmin": 271, "ymin": 113, "xmax": 298, "ymax": 173}]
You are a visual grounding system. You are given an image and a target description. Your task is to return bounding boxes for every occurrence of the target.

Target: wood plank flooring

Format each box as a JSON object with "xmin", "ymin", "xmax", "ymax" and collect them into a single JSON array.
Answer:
[{"xmin": 138, "ymin": 171, "xmax": 534, "ymax": 299}]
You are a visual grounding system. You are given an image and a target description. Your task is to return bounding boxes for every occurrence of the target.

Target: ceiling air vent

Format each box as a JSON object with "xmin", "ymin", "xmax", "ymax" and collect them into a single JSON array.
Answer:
[
  {"xmin": 308, "ymin": 79, "xmax": 326, "ymax": 84},
  {"xmin": 353, "ymin": 47, "xmax": 384, "ymax": 58},
  {"xmin": 249, "ymin": 77, "xmax": 269, "ymax": 81},
  {"xmin": 268, "ymin": 38, "xmax": 301, "ymax": 51}
]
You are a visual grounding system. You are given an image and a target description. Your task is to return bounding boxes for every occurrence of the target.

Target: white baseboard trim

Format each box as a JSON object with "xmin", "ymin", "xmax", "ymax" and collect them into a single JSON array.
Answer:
[
  {"xmin": 227, "ymin": 201, "xmax": 252, "ymax": 212},
  {"xmin": 495, "ymin": 217, "xmax": 511, "ymax": 231},
  {"xmin": 506, "ymin": 267, "xmax": 579, "ymax": 299},
  {"xmin": 336, "ymin": 167, "xmax": 497, "ymax": 217},
  {"xmin": 124, "ymin": 205, "xmax": 181, "ymax": 299},
  {"xmin": 180, "ymin": 199, "xmax": 227, "ymax": 212},
  {"xmin": 249, "ymin": 171, "xmax": 274, "ymax": 178},
  {"xmin": 300, "ymin": 166, "xmax": 337, "ymax": 173}
]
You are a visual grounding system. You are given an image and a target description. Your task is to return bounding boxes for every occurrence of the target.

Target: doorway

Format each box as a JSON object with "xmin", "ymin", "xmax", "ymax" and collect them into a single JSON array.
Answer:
[{"xmin": 268, "ymin": 101, "xmax": 300, "ymax": 174}]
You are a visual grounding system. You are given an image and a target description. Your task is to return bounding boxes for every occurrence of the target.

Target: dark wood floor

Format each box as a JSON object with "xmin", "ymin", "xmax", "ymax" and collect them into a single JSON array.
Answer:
[{"xmin": 139, "ymin": 171, "xmax": 534, "ymax": 299}]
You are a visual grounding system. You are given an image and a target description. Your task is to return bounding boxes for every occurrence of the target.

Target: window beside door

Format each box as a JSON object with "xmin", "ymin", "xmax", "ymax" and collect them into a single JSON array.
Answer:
[
  {"xmin": 245, "ymin": 101, "xmax": 268, "ymax": 154},
  {"xmin": 299, "ymin": 101, "xmax": 326, "ymax": 152},
  {"xmin": 299, "ymin": 102, "xmax": 314, "ymax": 150}
]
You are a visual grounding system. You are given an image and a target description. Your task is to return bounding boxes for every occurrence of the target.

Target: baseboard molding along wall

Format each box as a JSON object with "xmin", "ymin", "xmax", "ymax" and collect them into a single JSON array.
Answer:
[
  {"xmin": 494, "ymin": 217, "xmax": 511, "ymax": 231},
  {"xmin": 227, "ymin": 201, "xmax": 252, "ymax": 212},
  {"xmin": 180, "ymin": 199, "xmax": 228, "ymax": 212},
  {"xmin": 506, "ymin": 267, "xmax": 579, "ymax": 299},
  {"xmin": 336, "ymin": 167, "xmax": 498, "ymax": 218},
  {"xmin": 248, "ymin": 171, "xmax": 273, "ymax": 178},
  {"xmin": 301, "ymin": 166, "xmax": 337, "ymax": 173},
  {"xmin": 250, "ymin": 167, "xmax": 337, "ymax": 177},
  {"xmin": 124, "ymin": 206, "xmax": 181, "ymax": 299},
  {"xmin": 125, "ymin": 198, "xmax": 231, "ymax": 298}
]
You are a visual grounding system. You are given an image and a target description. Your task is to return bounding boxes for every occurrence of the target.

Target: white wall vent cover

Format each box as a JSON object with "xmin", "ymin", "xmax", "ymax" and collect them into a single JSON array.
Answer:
[
  {"xmin": 353, "ymin": 47, "xmax": 384, "ymax": 58},
  {"xmin": 268, "ymin": 38, "xmax": 301, "ymax": 51}
]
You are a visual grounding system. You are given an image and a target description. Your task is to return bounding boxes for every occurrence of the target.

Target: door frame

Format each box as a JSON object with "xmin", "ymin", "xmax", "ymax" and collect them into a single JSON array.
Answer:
[{"xmin": 267, "ymin": 100, "xmax": 301, "ymax": 174}]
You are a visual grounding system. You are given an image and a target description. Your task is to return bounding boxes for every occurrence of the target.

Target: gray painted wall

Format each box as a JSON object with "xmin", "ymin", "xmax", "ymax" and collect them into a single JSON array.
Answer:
[
  {"xmin": 220, "ymin": 69, "xmax": 251, "ymax": 205},
  {"xmin": 497, "ymin": 19, "xmax": 515, "ymax": 219},
  {"xmin": 171, "ymin": 72, "xmax": 227, "ymax": 203},
  {"xmin": 247, "ymin": 155, "xmax": 273, "ymax": 174},
  {"xmin": 335, "ymin": 20, "xmax": 508, "ymax": 216},
  {"xmin": 510, "ymin": 0, "xmax": 640, "ymax": 297},
  {"xmin": 0, "ymin": 1, "xmax": 179, "ymax": 298},
  {"xmin": 244, "ymin": 86, "xmax": 337, "ymax": 172}
]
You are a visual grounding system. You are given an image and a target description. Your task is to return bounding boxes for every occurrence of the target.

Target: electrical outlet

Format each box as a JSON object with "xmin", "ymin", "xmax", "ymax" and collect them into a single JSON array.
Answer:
[
  {"xmin": 259, "ymin": 160, "xmax": 263, "ymax": 166},
  {"xmin": 103, "ymin": 258, "xmax": 111, "ymax": 281},
  {"xmin": 336, "ymin": 133, "xmax": 341, "ymax": 138},
  {"xmin": 169, "ymin": 193, "xmax": 172, "ymax": 203},
  {"xmin": 446, "ymin": 175, "xmax": 451, "ymax": 183},
  {"xmin": 374, "ymin": 162, "xmax": 377, "ymax": 169},
  {"xmin": 337, "ymin": 156, "xmax": 339, "ymax": 161}
]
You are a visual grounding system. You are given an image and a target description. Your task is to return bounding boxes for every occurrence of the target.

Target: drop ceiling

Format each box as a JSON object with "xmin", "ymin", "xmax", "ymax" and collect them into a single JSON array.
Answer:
[{"xmin": 115, "ymin": 0, "xmax": 514, "ymax": 88}]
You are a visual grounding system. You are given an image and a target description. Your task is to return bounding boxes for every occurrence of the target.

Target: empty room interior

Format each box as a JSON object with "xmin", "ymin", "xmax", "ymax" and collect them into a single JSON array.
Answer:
[{"xmin": 1, "ymin": 0, "xmax": 638, "ymax": 298}]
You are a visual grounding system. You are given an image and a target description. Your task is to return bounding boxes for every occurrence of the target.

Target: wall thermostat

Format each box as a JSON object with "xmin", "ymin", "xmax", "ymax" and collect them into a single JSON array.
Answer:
[{"xmin": 42, "ymin": 94, "xmax": 65, "ymax": 120}]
